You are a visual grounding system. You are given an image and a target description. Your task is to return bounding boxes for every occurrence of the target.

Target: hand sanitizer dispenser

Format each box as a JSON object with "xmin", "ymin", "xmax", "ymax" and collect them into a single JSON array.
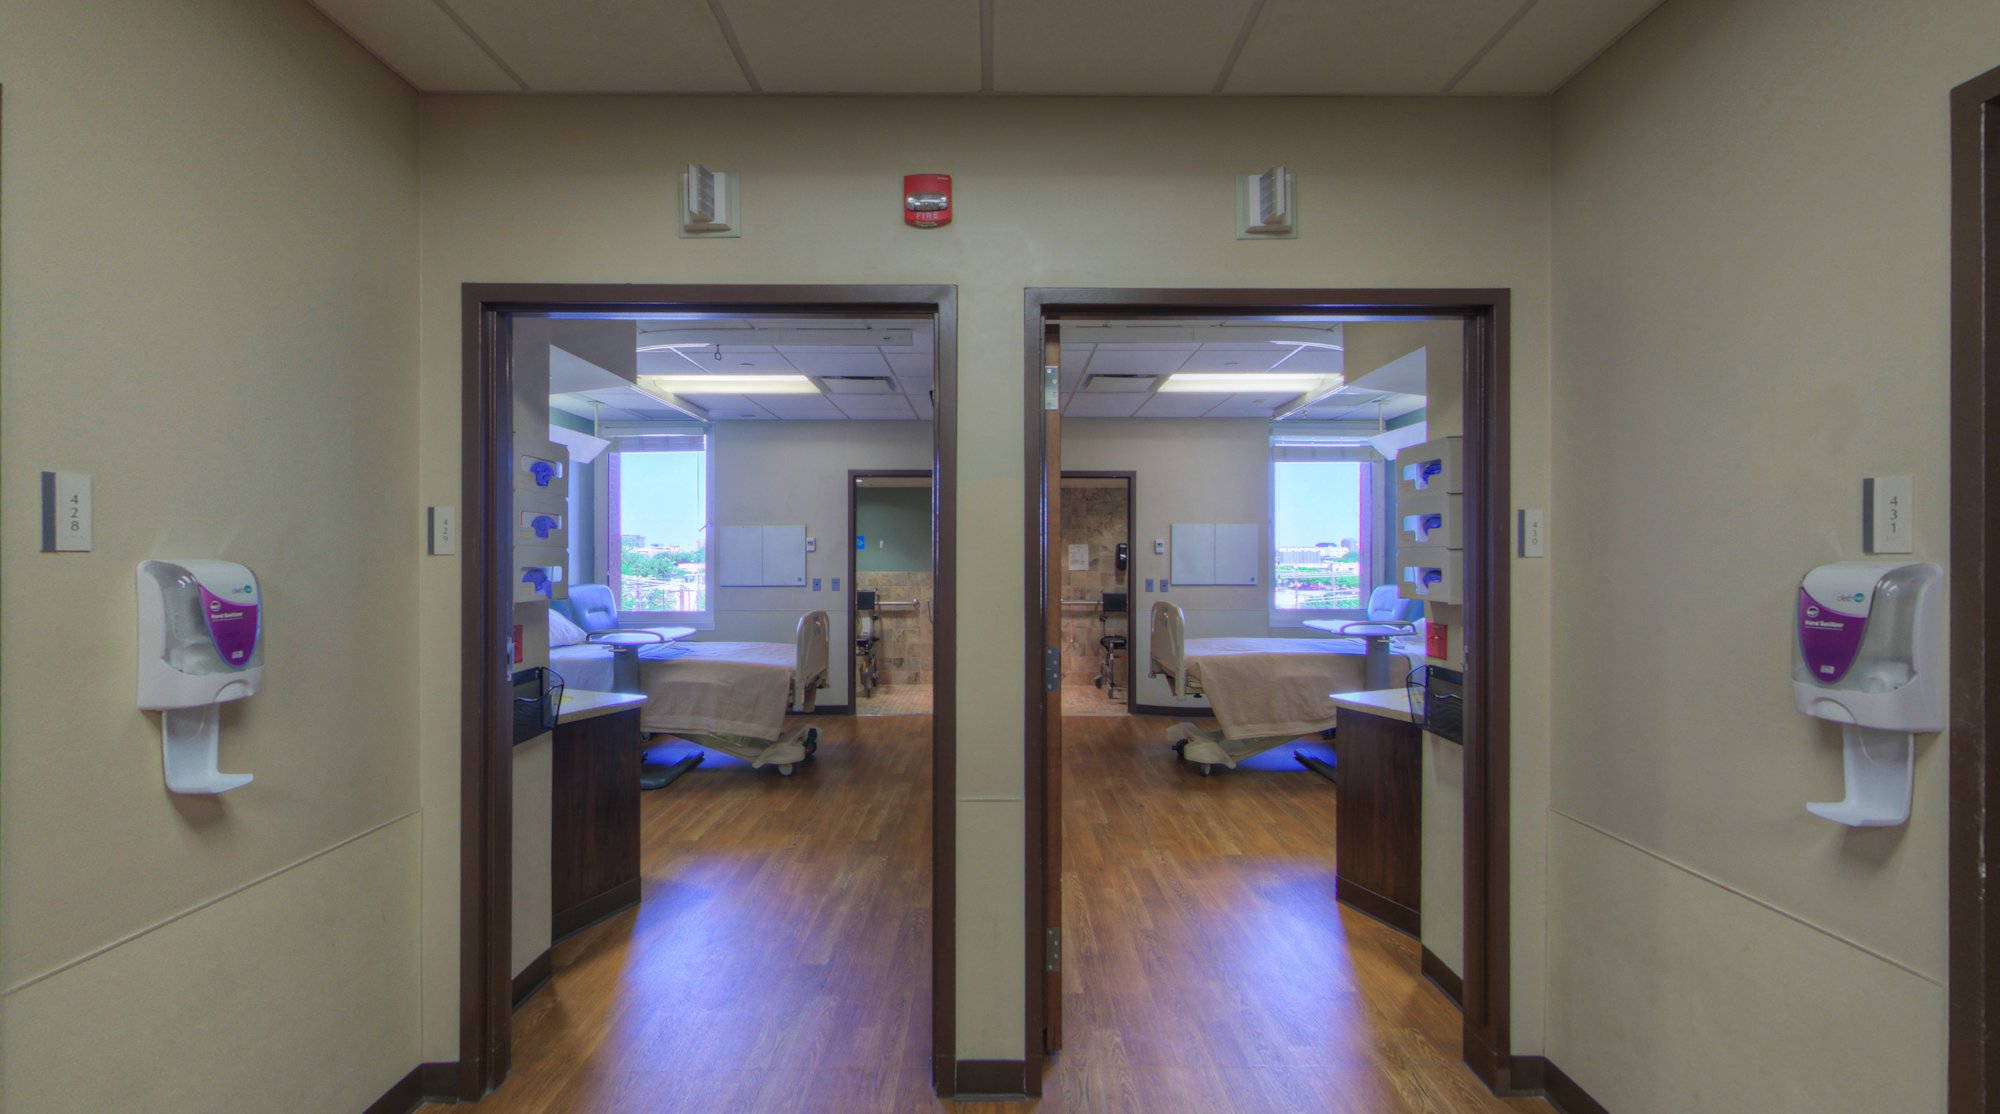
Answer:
[
  {"xmin": 1793, "ymin": 561, "xmax": 1942, "ymax": 826},
  {"xmin": 136, "ymin": 559, "xmax": 262, "ymax": 794}
]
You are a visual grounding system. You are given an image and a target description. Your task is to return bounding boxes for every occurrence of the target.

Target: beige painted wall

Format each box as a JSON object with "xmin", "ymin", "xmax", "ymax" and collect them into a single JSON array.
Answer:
[
  {"xmin": 0, "ymin": 0, "xmax": 421, "ymax": 1108},
  {"xmin": 708, "ymin": 420, "xmax": 934, "ymax": 704},
  {"xmin": 415, "ymin": 94, "xmax": 1554, "ymax": 1060},
  {"xmin": 1547, "ymin": 0, "xmax": 1990, "ymax": 1105}
]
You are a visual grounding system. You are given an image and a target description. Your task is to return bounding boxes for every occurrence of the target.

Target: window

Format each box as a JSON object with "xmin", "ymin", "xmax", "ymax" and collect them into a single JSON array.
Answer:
[
  {"xmin": 603, "ymin": 431, "xmax": 711, "ymax": 624},
  {"xmin": 1271, "ymin": 435, "xmax": 1382, "ymax": 618}
]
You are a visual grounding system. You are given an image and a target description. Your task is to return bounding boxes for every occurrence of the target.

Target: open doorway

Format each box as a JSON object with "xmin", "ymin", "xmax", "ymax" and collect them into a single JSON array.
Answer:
[
  {"xmin": 1023, "ymin": 290, "xmax": 1517, "ymax": 1102},
  {"xmin": 1058, "ymin": 473, "xmax": 1134, "ymax": 717},
  {"xmin": 452, "ymin": 286, "xmax": 958, "ymax": 1104},
  {"xmin": 851, "ymin": 472, "xmax": 937, "ymax": 717}
]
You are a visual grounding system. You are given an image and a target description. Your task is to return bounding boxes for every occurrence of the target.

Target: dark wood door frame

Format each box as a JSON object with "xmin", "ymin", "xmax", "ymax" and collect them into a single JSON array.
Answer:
[
  {"xmin": 1059, "ymin": 471, "xmax": 1138, "ymax": 715},
  {"xmin": 847, "ymin": 469, "xmax": 937, "ymax": 713},
  {"xmin": 1948, "ymin": 66, "xmax": 2000, "ymax": 1114},
  {"xmin": 460, "ymin": 284, "xmax": 958, "ymax": 1100},
  {"xmin": 1022, "ymin": 288, "xmax": 1514, "ymax": 1095}
]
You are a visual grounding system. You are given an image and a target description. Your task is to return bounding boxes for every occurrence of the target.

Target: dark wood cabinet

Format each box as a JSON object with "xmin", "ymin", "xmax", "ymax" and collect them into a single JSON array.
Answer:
[
  {"xmin": 1334, "ymin": 706, "xmax": 1422, "ymax": 936},
  {"xmin": 551, "ymin": 707, "xmax": 642, "ymax": 940}
]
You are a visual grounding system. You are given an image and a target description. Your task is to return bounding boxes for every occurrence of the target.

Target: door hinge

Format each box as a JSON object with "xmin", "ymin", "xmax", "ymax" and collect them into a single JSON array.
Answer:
[
  {"xmin": 1044, "ymin": 646, "xmax": 1061, "ymax": 693},
  {"xmin": 1043, "ymin": 364, "xmax": 1060, "ymax": 411},
  {"xmin": 1045, "ymin": 927, "xmax": 1061, "ymax": 972}
]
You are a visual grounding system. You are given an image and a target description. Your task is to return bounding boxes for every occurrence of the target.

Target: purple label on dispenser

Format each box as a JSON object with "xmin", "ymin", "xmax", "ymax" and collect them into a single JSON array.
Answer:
[
  {"xmin": 199, "ymin": 586, "xmax": 260, "ymax": 668},
  {"xmin": 1798, "ymin": 588, "xmax": 1865, "ymax": 683}
]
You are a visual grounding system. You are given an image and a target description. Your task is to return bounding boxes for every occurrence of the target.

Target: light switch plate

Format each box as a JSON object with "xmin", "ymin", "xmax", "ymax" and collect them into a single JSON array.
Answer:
[
  {"xmin": 40, "ymin": 471, "xmax": 91, "ymax": 552},
  {"xmin": 1864, "ymin": 476, "xmax": 1914, "ymax": 554},
  {"xmin": 429, "ymin": 506, "xmax": 458, "ymax": 555},
  {"xmin": 812, "ymin": 578, "xmax": 821, "ymax": 591},
  {"xmin": 1518, "ymin": 508, "xmax": 1545, "ymax": 558}
]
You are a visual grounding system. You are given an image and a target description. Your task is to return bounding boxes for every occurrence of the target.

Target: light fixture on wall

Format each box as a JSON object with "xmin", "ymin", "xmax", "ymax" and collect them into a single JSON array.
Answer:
[{"xmin": 637, "ymin": 374, "xmax": 820, "ymax": 396}]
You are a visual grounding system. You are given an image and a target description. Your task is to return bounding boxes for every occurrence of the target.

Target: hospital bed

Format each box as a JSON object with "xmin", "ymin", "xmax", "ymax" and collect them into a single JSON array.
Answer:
[
  {"xmin": 549, "ymin": 604, "xmax": 832, "ymax": 777},
  {"xmin": 1148, "ymin": 599, "xmax": 1423, "ymax": 775}
]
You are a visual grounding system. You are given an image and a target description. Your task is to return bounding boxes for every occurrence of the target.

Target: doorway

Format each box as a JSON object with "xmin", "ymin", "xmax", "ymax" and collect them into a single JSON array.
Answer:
[
  {"xmin": 456, "ymin": 285, "xmax": 959, "ymax": 1101},
  {"xmin": 1022, "ymin": 289, "xmax": 1515, "ymax": 1096},
  {"xmin": 1058, "ymin": 472, "xmax": 1134, "ymax": 717},
  {"xmin": 850, "ymin": 471, "xmax": 937, "ymax": 717}
]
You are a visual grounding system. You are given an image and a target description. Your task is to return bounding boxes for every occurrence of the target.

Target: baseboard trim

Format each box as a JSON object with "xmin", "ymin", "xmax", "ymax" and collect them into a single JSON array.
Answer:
[
  {"xmin": 1499, "ymin": 1056, "xmax": 1609, "ymax": 1114},
  {"xmin": 511, "ymin": 949, "xmax": 552, "ymax": 1010},
  {"xmin": 1420, "ymin": 945, "xmax": 1463, "ymax": 1008},
  {"xmin": 552, "ymin": 877, "xmax": 642, "ymax": 942},
  {"xmin": 954, "ymin": 1059, "xmax": 1028, "ymax": 1098},
  {"xmin": 800, "ymin": 703, "xmax": 851, "ymax": 715},
  {"xmin": 365, "ymin": 1061, "xmax": 462, "ymax": 1114}
]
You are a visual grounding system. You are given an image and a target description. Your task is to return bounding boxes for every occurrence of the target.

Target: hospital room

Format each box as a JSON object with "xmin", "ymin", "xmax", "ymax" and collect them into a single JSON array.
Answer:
[
  {"xmin": 501, "ymin": 311, "xmax": 939, "ymax": 1036},
  {"xmin": 1047, "ymin": 314, "xmax": 1474, "ymax": 1057}
]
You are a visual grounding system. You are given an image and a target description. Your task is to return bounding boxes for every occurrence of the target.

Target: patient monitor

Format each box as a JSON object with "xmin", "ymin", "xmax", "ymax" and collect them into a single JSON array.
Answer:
[
  {"xmin": 136, "ymin": 559, "xmax": 262, "ymax": 794},
  {"xmin": 1792, "ymin": 561, "xmax": 1942, "ymax": 827}
]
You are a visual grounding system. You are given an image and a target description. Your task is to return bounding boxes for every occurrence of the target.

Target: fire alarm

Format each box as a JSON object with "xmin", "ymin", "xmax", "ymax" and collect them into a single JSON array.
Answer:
[{"xmin": 904, "ymin": 173, "xmax": 951, "ymax": 228}]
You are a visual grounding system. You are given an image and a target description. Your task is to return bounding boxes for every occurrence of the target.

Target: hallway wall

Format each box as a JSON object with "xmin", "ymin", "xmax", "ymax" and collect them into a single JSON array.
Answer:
[
  {"xmin": 0, "ymin": 0, "xmax": 422, "ymax": 1109},
  {"xmin": 1547, "ymin": 0, "xmax": 1993, "ymax": 1106},
  {"xmin": 414, "ymin": 93, "xmax": 1555, "ymax": 1061}
]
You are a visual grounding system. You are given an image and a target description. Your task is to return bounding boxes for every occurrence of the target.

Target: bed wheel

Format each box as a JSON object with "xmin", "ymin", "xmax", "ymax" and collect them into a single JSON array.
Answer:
[
  {"xmin": 1197, "ymin": 763, "xmax": 1214, "ymax": 778},
  {"xmin": 778, "ymin": 763, "xmax": 795, "ymax": 777},
  {"xmin": 1171, "ymin": 739, "xmax": 1187, "ymax": 755},
  {"xmin": 1094, "ymin": 676, "xmax": 1104, "ymax": 688},
  {"xmin": 804, "ymin": 728, "xmax": 819, "ymax": 753}
]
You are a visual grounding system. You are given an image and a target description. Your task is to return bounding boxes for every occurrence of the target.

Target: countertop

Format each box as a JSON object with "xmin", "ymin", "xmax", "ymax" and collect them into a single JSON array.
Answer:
[
  {"xmin": 1329, "ymin": 688, "xmax": 1415, "ymax": 724},
  {"xmin": 558, "ymin": 689, "xmax": 647, "ymax": 724}
]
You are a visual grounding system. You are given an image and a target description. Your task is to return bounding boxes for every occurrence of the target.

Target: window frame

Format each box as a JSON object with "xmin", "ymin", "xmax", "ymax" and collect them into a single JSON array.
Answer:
[
  {"xmin": 1267, "ymin": 437, "xmax": 1390, "ymax": 628},
  {"xmin": 600, "ymin": 431, "xmax": 716, "ymax": 630}
]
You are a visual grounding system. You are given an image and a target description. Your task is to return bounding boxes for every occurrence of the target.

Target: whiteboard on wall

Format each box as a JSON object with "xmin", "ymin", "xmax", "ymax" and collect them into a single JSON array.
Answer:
[
  {"xmin": 1170, "ymin": 523, "xmax": 1259, "ymax": 586},
  {"xmin": 717, "ymin": 524, "xmax": 807, "ymax": 586}
]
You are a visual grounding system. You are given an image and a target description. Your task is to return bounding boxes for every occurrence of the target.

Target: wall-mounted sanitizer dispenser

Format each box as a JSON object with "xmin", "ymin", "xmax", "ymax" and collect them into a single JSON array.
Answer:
[
  {"xmin": 137, "ymin": 560, "xmax": 262, "ymax": 794},
  {"xmin": 1793, "ymin": 561, "xmax": 1943, "ymax": 827}
]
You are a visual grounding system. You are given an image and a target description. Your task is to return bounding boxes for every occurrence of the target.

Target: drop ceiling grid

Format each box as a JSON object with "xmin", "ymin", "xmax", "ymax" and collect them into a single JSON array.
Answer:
[
  {"xmin": 1226, "ymin": 0, "xmax": 1525, "ymax": 94},
  {"xmin": 434, "ymin": 0, "xmax": 750, "ymax": 91},
  {"xmin": 715, "ymin": 0, "xmax": 984, "ymax": 92},
  {"xmin": 311, "ymin": 0, "xmax": 1652, "ymax": 94}
]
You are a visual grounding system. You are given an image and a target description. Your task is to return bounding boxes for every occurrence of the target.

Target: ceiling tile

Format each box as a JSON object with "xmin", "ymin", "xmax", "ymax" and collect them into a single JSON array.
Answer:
[
  {"xmin": 1452, "ymin": 0, "xmax": 1665, "ymax": 93},
  {"xmin": 885, "ymin": 353, "xmax": 936, "ymax": 377},
  {"xmin": 711, "ymin": 348, "xmax": 801, "ymax": 373},
  {"xmin": 1064, "ymin": 393, "xmax": 1147, "ymax": 418},
  {"xmin": 445, "ymin": 0, "xmax": 750, "ymax": 92},
  {"xmin": 995, "ymin": 0, "xmax": 1258, "ymax": 93},
  {"xmin": 717, "ymin": 0, "xmax": 981, "ymax": 92},
  {"xmin": 785, "ymin": 350, "xmax": 894, "ymax": 376},
  {"xmin": 1227, "ymin": 0, "xmax": 1521, "ymax": 95},
  {"xmin": 1134, "ymin": 393, "xmax": 1221, "ymax": 419},
  {"xmin": 1084, "ymin": 347, "xmax": 1195, "ymax": 376},
  {"xmin": 755, "ymin": 394, "xmax": 846, "ymax": 420},
  {"xmin": 831, "ymin": 394, "xmax": 918, "ymax": 420},
  {"xmin": 309, "ymin": 0, "xmax": 519, "ymax": 89},
  {"xmin": 1272, "ymin": 346, "xmax": 1345, "ymax": 374},
  {"xmin": 1176, "ymin": 344, "xmax": 1293, "ymax": 373}
]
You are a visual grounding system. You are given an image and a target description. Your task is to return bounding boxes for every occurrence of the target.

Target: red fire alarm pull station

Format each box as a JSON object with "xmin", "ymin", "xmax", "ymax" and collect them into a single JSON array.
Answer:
[
  {"xmin": 904, "ymin": 173, "xmax": 951, "ymax": 228},
  {"xmin": 1426, "ymin": 621, "xmax": 1449, "ymax": 661}
]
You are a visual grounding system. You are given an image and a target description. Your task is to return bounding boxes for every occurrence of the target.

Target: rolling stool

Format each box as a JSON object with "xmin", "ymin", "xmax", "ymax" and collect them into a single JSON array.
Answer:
[
  {"xmin": 854, "ymin": 589, "xmax": 881, "ymax": 698},
  {"xmin": 1094, "ymin": 591, "xmax": 1129, "ymax": 699}
]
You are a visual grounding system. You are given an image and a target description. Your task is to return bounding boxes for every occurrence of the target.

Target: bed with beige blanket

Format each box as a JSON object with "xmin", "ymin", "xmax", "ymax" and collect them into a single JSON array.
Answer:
[
  {"xmin": 1149, "ymin": 600, "xmax": 1421, "ymax": 774},
  {"xmin": 551, "ymin": 610, "xmax": 830, "ymax": 775}
]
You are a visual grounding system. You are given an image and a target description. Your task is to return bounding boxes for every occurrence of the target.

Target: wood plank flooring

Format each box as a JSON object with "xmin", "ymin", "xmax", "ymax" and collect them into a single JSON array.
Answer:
[{"xmin": 423, "ymin": 715, "xmax": 1550, "ymax": 1113}]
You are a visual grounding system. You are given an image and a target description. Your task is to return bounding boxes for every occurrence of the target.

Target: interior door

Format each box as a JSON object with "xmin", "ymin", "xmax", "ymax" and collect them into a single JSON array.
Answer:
[{"xmin": 1041, "ymin": 324, "xmax": 1065, "ymax": 1052}]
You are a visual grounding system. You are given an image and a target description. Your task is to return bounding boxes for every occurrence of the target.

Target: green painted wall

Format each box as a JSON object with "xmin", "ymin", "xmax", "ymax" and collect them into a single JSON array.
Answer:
[{"xmin": 855, "ymin": 486, "xmax": 931, "ymax": 573}]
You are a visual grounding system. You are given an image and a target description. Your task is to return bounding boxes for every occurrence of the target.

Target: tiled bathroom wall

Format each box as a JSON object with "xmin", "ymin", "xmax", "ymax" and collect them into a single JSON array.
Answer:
[
  {"xmin": 857, "ymin": 570, "xmax": 932, "ymax": 686},
  {"xmin": 1059, "ymin": 481, "xmax": 1131, "ymax": 686}
]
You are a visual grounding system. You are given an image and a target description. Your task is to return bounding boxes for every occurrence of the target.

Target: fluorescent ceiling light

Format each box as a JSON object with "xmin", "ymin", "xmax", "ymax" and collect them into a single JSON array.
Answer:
[
  {"xmin": 1158, "ymin": 372, "xmax": 1330, "ymax": 394},
  {"xmin": 636, "ymin": 341, "xmax": 713, "ymax": 352},
  {"xmin": 638, "ymin": 374, "xmax": 820, "ymax": 396},
  {"xmin": 1273, "ymin": 340, "xmax": 1343, "ymax": 350}
]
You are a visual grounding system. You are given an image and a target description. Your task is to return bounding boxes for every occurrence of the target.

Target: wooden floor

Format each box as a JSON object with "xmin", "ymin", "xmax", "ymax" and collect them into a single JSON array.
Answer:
[{"xmin": 425, "ymin": 715, "xmax": 1549, "ymax": 1113}]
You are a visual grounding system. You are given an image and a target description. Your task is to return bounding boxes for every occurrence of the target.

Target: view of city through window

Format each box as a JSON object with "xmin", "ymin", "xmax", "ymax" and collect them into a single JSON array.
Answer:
[
  {"xmin": 1273, "ymin": 459, "xmax": 1368, "ymax": 610},
  {"xmin": 613, "ymin": 450, "xmax": 708, "ymax": 614}
]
